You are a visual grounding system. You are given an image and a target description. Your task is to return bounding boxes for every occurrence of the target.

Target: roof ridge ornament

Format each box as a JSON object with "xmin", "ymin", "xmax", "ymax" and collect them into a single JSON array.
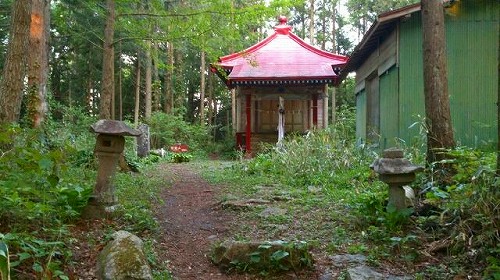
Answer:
[
  {"xmin": 274, "ymin": 15, "xmax": 292, "ymax": 35},
  {"xmin": 278, "ymin": 15, "xmax": 287, "ymax": 24}
]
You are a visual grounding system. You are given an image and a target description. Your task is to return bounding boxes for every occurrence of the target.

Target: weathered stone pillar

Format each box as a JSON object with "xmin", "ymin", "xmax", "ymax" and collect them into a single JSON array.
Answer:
[
  {"xmin": 136, "ymin": 123, "xmax": 150, "ymax": 158},
  {"xmin": 93, "ymin": 134, "xmax": 125, "ymax": 206}
]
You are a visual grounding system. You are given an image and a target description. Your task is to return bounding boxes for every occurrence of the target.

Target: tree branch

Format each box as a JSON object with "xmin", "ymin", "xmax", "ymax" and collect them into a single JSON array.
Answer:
[{"xmin": 117, "ymin": 8, "xmax": 263, "ymax": 18}]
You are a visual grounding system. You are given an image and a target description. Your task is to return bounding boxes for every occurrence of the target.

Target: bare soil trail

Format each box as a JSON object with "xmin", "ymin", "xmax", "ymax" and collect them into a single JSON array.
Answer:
[
  {"xmin": 154, "ymin": 162, "xmax": 255, "ymax": 280},
  {"xmin": 68, "ymin": 161, "xmax": 321, "ymax": 279}
]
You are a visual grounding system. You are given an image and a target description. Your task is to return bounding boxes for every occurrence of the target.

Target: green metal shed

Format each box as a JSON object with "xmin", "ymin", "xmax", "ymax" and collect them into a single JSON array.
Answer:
[{"xmin": 341, "ymin": 0, "xmax": 499, "ymax": 150}]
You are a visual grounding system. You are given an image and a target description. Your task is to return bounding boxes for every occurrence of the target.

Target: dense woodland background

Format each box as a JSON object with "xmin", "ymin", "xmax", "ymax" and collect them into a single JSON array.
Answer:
[
  {"xmin": 2, "ymin": 1, "xmax": 499, "ymax": 279},
  {"xmin": 0, "ymin": 0, "xmax": 416, "ymax": 133}
]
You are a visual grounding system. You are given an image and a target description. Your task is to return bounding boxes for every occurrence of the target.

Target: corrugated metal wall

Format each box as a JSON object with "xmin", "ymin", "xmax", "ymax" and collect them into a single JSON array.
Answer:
[
  {"xmin": 379, "ymin": 66, "xmax": 400, "ymax": 149},
  {"xmin": 356, "ymin": 90, "xmax": 367, "ymax": 144},
  {"xmin": 398, "ymin": 14, "xmax": 426, "ymax": 147},
  {"xmin": 445, "ymin": 0, "xmax": 499, "ymax": 148},
  {"xmin": 398, "ymin": 0, "xmax": 499, "ymax": 148}
]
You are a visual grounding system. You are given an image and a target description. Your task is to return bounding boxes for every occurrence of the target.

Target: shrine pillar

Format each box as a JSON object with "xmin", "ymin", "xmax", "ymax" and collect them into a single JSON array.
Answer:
[
  {"xmin": 323, "ymin": 84, "xmax": 329, "ymax": 128},
  {"xmin": 312, "ymin": 94, "xmax": 318, "ymax": 127},
  {"xmin": 245, "ymin": 94, "xmax": 252, "ymax": 156}
]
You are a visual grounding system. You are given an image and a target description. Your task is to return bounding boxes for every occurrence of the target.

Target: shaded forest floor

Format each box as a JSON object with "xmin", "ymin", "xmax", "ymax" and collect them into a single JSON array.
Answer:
[
  {"xmin": 68, "ymin": 161, "xmax": 328, "ymax": 279},
  {"xmin": 66, "ymin": 160, "xmax": 467, "ymax": 279}
]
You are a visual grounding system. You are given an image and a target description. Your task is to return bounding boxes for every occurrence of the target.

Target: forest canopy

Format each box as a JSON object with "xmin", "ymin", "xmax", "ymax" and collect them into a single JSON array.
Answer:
[{"xmin": 0, "ymin": 0, "xmax": 416, "ymax": 129}]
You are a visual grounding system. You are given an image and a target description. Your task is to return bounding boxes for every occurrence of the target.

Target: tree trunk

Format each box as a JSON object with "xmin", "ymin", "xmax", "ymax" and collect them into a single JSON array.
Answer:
[
  {"xmin": 207, "ymin": 70, "xmax": 214, "ymax": 126},
  {"xmin": 331, "ymin": 0, "xmax": 337, "ymax": 125},
  {"xmin": 332, "ymin": 0, "xmax": 336, "ymax": 52},
  {"xmin": 164, "ymin": 42, "xmax": 174, "ymax": 114},
  {"xmin": 99, "ymin": 0, "xmax": 115, "ymax": 120},
  {"xmin": 134, "ymin": 58, "xmax": 141, "ymax": 127},
  {"xmin": 320, "ymin": 12, "xmax": 326, "ymax": 50},
  {"xmin": 213, "ymin": 98, "xmax": 218, "ymax": 139},
  {"xmin": 497, "ymin": 47, "xmax": 500, "ymax": 176},
  {"xmin": 144, "ymin": 41, "xmax": 152, "ymax": 120},
  {"xmin": 200, "ymin": 51, "xmax": 206, "ymax": 126},
  {"xmin": 0, "ymin": 0, "xmax": 32, "ymax": 124},
  {"xmin": 152, "ymin": 41, "xmax": 161, "ymax": 112},
  {"xmin": 27, "ymin": 0, "xmax": 50, "ymax": 128},
  {"xmin": 87, "ymin": 77, "xmax": 92, "ymax": 114},
  {"xmin": 421, "ymin": 0, "xmax": 455, "ymax": 164},
  {"xmin": 187, "ymin": 85, "xmax": 195, "ymax": 123},
  {"xmin": 308, "ymin": 0, "xmax": 315, "ymax": 45},
  {"xmin": 175, "ymin": 46, "xmax": 183, "ymax": 113},
  {"xmin": 118, "ymin": 41, "xmax": 123, "ymax": 120}
]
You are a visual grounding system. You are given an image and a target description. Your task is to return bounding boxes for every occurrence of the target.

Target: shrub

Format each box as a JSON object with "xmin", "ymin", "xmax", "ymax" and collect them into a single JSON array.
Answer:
[
  {"xmin": 170, "ymin": 152, "xmax": 193, "ymax": 163},
  {"xmin": 238, "ymin": 106, "xmax": 374, "ymax": 188},
  {"xmin": 0, "ymin": 116, "xmax": 94, "ymax": 279},
  {"xmin": 146, "ymin": 112, "xmax": 211, "ymax": 152},
  {"xmin": 0, "ymin": 125, "xmax": 93, "ymax": 229}
]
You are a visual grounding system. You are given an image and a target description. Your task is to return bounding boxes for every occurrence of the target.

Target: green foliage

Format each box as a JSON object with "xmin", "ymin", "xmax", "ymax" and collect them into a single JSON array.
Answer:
[
  {"xmin": 0, "ymin": 235, "xmax": 10, "ymax": 280},
  {"xmin": 45, "ymin": 103, "xmax": 98, "ymax": 151},
  {"xmin": 0, "ymin": 125, "xmax": 93, "ymax": 229},
  {"xmin": 346, "ymin": 0, "xmax": 417, "ymax": 35},
  {"xmin": 146, "ymin": 112, "xmax": 211, "ymax": 153},
  {"xmin": 238, "ymin": 106, "xmax": 373, "ymax": 189},
  {"xmin": 169, "ymin": 152, "xmax": 193, "ymax": 163},
  {"xmin": 354, "ymin": 184, "xmax": 413, "ymax": 233},
  {"xmin": 143, "ymin": 239, "xmax": 174, "ymax": 280},
  {"xmin": 114, "ymin": 172, "xmax": 161, "ymax": 233},
  {"xmin": 2, "ymin": 229, "xmax": 72, "ymax": 280},
  {"xmin": 421, "ymin": 148, "xmax": 499, "ymax": 251},
  {"xmin": 484, "ymin": 256, "xmax": 500, "ymax": 280},
  {"xmin": 0, "ymin": 106, "xmax": 100, "ymax": 278},
  {"xmin": 206, "ymin": 102, "xmax": 497, "ymax": 277},
  {"xmin": 223, "ymin": 241, "xmax": 313, "ymax": 275}
]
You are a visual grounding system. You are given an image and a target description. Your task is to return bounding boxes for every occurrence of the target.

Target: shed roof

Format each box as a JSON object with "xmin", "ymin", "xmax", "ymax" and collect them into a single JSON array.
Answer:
[
  {"xmin": 339, "ymin": 3, "xmax": 421, "ymax": 81},
  {"xmin": 211, "ymin": 16, "xmax": 348, "ymax": 88}
]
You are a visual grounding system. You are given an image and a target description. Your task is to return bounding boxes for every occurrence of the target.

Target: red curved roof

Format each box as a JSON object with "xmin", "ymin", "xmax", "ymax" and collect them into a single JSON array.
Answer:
[{"xmin": 211, "ymin": 17, "xmax": 348, "ymax": 88}]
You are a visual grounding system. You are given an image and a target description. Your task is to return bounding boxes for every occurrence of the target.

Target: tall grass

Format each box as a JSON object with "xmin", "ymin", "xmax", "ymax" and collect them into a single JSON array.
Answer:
[
  {"xmin": 212, "ymin": 105, "xmax": 499, "ymax": 278},
  {"xmin": 240, "ymin": 106, "xmax": 376, "ymax": 191}
]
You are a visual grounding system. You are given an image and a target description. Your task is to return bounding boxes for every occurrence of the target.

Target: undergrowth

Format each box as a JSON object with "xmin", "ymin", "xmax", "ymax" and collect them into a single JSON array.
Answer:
[
  {"xmin": 202, "ymin": 107, "xmax": 499, "ymax": 279},
  {"xmin": 0, "ymin": 105, "xmax": 201, "ymax": 279},
  {"xmin": 0, "ymin": 123, "xmax": 94, "ymax": 279}
]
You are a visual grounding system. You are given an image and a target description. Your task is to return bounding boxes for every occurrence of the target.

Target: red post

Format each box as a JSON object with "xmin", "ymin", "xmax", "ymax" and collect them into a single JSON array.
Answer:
[
  {"xmin": 245, "ymin": 94, "xmax": 252, "ymax": 156},
  {"xmin": 312, "ymin": 94, "xmax": 318, "ymax": 127}
]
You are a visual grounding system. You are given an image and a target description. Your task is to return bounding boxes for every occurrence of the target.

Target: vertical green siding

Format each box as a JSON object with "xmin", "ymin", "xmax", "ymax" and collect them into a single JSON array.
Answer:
[
  {"xmin": 397, "ymin": 0, "xmax": 499, "ymax": 148},
  {"xmin": 379, "ymin": 66, "xmax": 400, "ymax": 149},
  {"xmin": 398, "ymin": 15, "xmax": 426, "ymax": 146},
  {"xmin": 445, "ymin": 0, "xmax": 499, "ymax": 148},
  {"xmin": 356, "ymin": 90, "xmax": 367, "ymax": 144}
]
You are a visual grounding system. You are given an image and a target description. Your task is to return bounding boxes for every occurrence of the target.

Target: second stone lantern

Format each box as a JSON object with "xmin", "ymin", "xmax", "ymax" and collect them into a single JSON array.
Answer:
[{"xmin": 370, "ymin": 148, "xmax": 424, "ymax": 210}]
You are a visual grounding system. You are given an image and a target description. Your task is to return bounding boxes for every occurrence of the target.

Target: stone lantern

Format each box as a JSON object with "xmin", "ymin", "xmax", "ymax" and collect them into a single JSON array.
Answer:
[
  {"xmin": 370, "ymin": 148, "xmax": 424, "ymax": 210},
  {"xmin": 82, "ymin": 120, "xmax": 141, "ymax": 219}
]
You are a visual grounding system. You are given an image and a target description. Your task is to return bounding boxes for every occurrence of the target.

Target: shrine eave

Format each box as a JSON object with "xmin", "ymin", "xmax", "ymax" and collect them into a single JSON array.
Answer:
[
  {"xmin": 230, "ymin": 77, "xmax": 337, "ymax": 87},
  {"xmin": 211, "ymin": 16, "xmax": 348, "ymax": 89}
]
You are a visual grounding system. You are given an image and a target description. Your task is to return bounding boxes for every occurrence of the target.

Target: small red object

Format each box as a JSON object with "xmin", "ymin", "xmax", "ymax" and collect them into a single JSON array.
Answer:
[{"xmin": 170, "ymin": 144, "xmax": 189, "ymax": 153}]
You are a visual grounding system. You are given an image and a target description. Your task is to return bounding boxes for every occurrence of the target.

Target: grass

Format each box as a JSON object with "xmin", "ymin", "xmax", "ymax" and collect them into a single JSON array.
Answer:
[
  {"xmin": 198, "ymin": 129, "xmax": 499, "ymax": 279},
  {"xmin": 1, "ymin": 104, "xmax": 497, "ymax": 279},
  {"xmin": 114, "ymin": 158, "xmax": 174, "ymax": 279}
]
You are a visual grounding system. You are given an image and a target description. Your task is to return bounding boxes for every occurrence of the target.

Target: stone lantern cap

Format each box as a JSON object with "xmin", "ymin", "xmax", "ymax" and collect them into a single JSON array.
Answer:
[
  {"xmin": 90, "ymin": 120, "xmax": 142, "ymax": 137},
  {"xmin": 370, "ymin": 148, "xmax": 424, "ymax": 175}
]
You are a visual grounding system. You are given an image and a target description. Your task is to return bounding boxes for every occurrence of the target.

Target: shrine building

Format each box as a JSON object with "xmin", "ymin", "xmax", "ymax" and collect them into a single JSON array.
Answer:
[{"xmin": 211, "ymin": 16, "xmax": 348, "ymax": 155}]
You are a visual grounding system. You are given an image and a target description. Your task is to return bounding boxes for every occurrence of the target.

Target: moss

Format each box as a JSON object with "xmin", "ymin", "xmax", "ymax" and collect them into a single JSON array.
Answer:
[
  {"xmin": 211, "ymin": 240, "xmax": 313, "ymax": 274},
  {"xmin": 97, "ymin": 232, "xmax": 151, "ymax": 280}
]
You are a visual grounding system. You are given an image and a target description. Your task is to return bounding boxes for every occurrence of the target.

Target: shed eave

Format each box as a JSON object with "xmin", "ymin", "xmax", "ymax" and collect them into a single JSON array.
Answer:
[{"xmin": 339, "ymin": 2, "xmax": 422, "ymax": 82}]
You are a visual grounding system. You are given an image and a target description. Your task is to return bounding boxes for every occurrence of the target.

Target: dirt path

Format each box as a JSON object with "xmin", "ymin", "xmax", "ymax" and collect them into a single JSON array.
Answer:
[{"xmin": 154, "ymin": 163, "xmax": 253, "ymax": 280}]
